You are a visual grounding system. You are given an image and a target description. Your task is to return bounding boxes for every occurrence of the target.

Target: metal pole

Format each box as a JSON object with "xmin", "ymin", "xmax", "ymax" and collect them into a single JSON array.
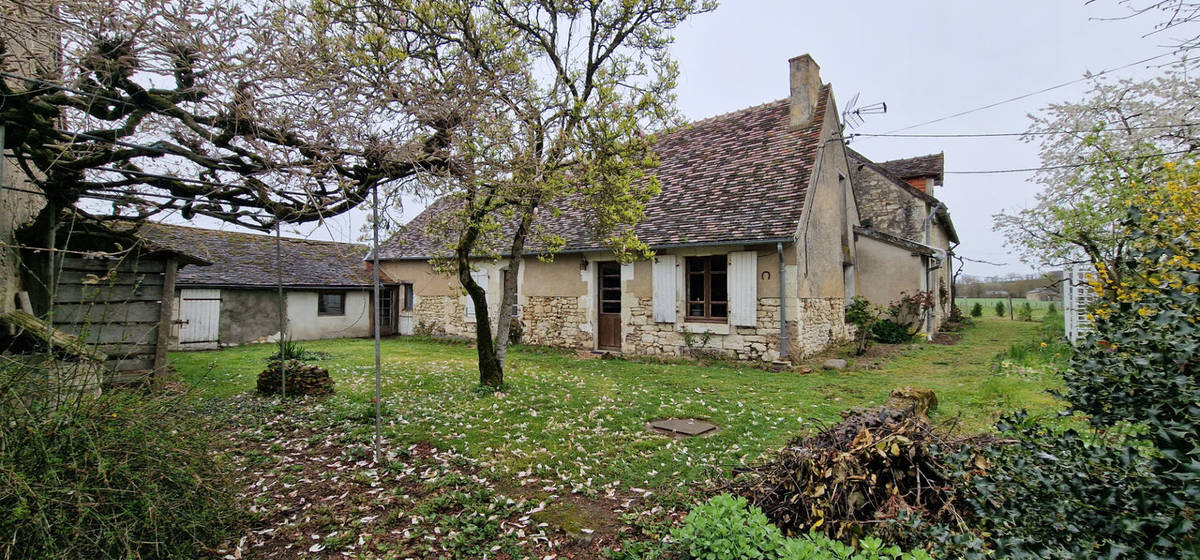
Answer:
[
  {"xmin": 277, "ymin": 222, "xmax": 286, "ymax": 398},
  {"xmin": 371, "ymin": 184, "xmax": 383, "ymax": 462}
]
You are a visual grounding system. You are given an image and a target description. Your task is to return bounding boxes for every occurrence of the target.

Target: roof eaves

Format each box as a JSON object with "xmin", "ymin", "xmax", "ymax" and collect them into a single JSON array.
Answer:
[
  {"xmin": 854, "ymin": 226, "xmax": 937, "ymax": 256},
  {"xmin": 378, "ymin": 235, "xmax": 798, "ymax": 262}
]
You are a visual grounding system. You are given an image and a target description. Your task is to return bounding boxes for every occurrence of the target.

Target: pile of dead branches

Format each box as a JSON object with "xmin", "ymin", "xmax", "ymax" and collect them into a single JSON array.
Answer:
[
  {"xmin": 728, "ymin": 391, "xmax": 975, "ymax": 540},
  {"xmin": 256, "ymin": 359, "xmax": 334, "ymax": 396}
]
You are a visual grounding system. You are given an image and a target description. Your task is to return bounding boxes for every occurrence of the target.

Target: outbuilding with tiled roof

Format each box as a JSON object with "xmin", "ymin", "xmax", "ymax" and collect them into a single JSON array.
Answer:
[{"xmin": 140, "ymin": 224, "xmax": 406, "ymax": 349}]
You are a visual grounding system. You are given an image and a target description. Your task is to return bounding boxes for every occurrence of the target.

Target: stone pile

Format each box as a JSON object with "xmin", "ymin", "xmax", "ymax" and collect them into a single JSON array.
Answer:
[{"xmin": 256, "ymin": 359, "xmax": 334, "ymax": 396}]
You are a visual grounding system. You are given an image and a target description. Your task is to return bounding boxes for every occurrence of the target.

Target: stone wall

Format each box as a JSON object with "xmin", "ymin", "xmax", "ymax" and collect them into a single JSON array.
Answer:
[
  {"xmin": 792, "ymin": 297, "xmax": 849, "ymax": 358},
  {"xmin": 851, "ymin": 162, "xmax": 925, "ymax": 241},
  {"xmin": 619, "ymin": 296, "xmax": 834, "ymax": 363},
  {"xmin": 520, "ymin": 296, "xmax": 590, "ymax": 348},
  {"xmin": 414, "ymin": 295, "xmax": 476, "ymax": 339}
]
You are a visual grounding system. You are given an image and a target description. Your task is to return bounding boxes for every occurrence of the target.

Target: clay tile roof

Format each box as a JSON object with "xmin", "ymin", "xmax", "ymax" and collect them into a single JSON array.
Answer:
[
  {"xmin": 378, "ymin": 87, "xmax": 830, "ymax": 259},
  {"xmin": 878, "ymin": 153, "xmax": 944, "ymax": 186},
  {"xmin": 139, "ymin": 223, "xmax": 379, "ymax": 288}
]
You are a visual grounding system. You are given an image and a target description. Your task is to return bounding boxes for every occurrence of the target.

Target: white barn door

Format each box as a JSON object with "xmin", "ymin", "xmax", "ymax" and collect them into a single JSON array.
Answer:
[{"xmin": 179, "ymin": 288, "xmax": 221, "ymax": 349}]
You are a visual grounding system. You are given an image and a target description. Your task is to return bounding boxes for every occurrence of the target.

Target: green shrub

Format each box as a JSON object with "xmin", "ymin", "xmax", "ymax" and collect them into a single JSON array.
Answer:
[
  {"xmin": 993, "ymin": 301, "xmax": 1005, "ymax": 317},
  {"xmin": 781, "ymin": 533, "xmax": 933, "ymax": 560},
  {"xmin": 670, "ymin": 494, "xmax": 784, "ymax": 560},
  {"xmin": 0, "ymin": 365, "xmax": 243, "ymax": 558},
  {"xmin": 1016, "ymin": 302, "xmax": 1033, "ymax": 321},
  {"xmin": 671, "ymin": 495, "xmax": 933, "ymax": 560},
  {"xmin": 268, "ymin": 337, "xmax": 326, "ymax": 362},
  {"xmin": 1045, "ymin": 302, "xmax": 1057, "ymax": 315},
  {"xmin": 935, "ymin": 206, "xmax": 1200, "ymax": 558},
  {"xmin": 938, "ymin": 413, "xmax": 1157, "ymax": 560},
  {"xmin": 969, "ymin": 302, "xmax": 983, "ymax": 317},
  {"xmin": 869, "ymin": 319, "xmax": 912, "ymax": 344},
  {"xmin": 845, "ymin": 296, "xmax": 883, "ymax": 355}
]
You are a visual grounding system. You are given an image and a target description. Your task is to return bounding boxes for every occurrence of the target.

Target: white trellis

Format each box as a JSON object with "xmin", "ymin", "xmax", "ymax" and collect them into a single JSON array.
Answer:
[{"xmin": 1063, "ymin": 265, "xmax": 1098, "ymax": 343}]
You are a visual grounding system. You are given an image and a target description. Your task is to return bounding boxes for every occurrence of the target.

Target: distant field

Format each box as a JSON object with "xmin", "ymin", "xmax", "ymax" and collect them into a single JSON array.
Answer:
[{"xmin": 956, "ymin": 297, "xmax": 1058, "ymax": 318}]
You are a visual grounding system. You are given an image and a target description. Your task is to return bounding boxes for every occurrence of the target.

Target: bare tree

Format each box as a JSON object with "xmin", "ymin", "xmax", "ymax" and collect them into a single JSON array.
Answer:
[{"xmin": 0, "ymin": 0, "xmax": 450, "ymax": 235}]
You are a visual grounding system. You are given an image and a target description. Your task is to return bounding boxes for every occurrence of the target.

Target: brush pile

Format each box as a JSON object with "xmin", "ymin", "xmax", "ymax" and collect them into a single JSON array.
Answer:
[
  {"xmin": 256, "ymin": 359, "xmax": 334, "ymax": 396},
  {"xmin": 728, "ymin": 388, "xmax": 973, "ymax": 539}
]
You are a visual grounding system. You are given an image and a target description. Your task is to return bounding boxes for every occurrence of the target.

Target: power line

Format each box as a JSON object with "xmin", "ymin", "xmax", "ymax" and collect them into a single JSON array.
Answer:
[
  {"xmin": 945, "ymin": 148, "xmax": 1192, "ymax": 175},
  {"xmin": 852, "ymin": 122, "xmax": 1200, "ymax": 140},
  {"xmin": 883, "ymin": 52, "xmax": 1176, "ymax": 134}
]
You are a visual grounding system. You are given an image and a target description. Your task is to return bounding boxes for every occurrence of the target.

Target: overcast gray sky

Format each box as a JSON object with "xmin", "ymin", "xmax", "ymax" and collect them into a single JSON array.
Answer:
[{"xmin": 268, "ymin": 1, "xmax": 1174, "ymax": 278}]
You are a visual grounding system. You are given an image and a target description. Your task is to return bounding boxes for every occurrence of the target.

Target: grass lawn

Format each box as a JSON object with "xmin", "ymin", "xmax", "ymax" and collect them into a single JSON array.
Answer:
[{"xmin": 173, "ymin": 316, "xmax": 1063, "ymax": 558}]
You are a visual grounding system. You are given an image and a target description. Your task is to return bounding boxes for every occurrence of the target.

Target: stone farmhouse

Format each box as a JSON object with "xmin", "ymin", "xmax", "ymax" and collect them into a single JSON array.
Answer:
[{"xmin": 375, "ymin": 54, "xmax": 960, "ymax": 364}]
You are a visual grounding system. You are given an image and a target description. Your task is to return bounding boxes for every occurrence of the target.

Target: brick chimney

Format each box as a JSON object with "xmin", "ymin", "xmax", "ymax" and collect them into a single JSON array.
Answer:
[{"xmin": 788, "ymin": 55, "xmax": 822, "ymax": 128}]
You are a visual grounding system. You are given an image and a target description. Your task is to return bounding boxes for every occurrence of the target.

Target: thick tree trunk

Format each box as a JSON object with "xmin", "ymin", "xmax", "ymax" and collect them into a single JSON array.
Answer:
[
  {"xmin": 457, "ymin": 222, "xmax": 503, "ymax": 388},
  {"xmin": 493, "ymin": 206, "xmax": 535, "ymax": 371}
]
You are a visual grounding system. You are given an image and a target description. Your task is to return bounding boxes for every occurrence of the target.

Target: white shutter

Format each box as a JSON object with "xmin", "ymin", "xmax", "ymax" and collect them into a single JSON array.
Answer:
[
  {"xmin": 465, "ymin": 268, "xmax": 488, "ymax": 322},
  {"xmin": 729, "ymin": 251, "xmax": 757, "ymax": 327},
  {"xmin": 652, "ymin": 255, "xmax": 677, "ymax": 323}
]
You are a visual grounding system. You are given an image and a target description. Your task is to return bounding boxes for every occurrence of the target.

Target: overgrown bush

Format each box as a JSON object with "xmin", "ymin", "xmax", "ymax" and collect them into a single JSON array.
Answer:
[
  {"xmin": 670, "ymin": 494, "xmax": 784, "ymax": 560},
  {"xmin": 870, "ymin": 319, "xmax": 912, "ymax": 344},
  {"xmin": 780, "ymin": 534, "xmax": 933, "ymax": 560},
  {"xmin": 969, "ymin": 302, "xmax": 982, "ymax": 317},
  {"xmin": 934, "ymin": 412, "xmax": 1158, "ymax": 559},
  {"xmin": 845, "ymin": 297, "xmax": 883, "ymax": 355},
  {"xmin": 671, "ymin": 495, "xmax": 934, "ymax": 560},
  {"xmin": 993, "ymin": 301, "xmax": 1005, "ymax": 317},
  {"xmin": 932, "ymin": 192, "xmax": 1200, "ymax": 558},
  {"xmin": 0, "ymin": 363, "xmax": 243, "ymax": 558},
  {"xmin": 1045, "ymin": 302, "xmax": 1057, "ymax": 315},
  {"xmin": 885, "ymin": 291, "xmax": 933, "ymax": 335},
  {"xmin": 1016, "ymin": 302, "xmax": 1033, "ymax": 321}
]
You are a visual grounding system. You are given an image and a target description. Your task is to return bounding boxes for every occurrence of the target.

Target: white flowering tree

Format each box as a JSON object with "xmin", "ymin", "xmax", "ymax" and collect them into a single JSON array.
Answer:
[
  {"xmin": 995, "ymin": 2, "xmax": 1200, "ymax": 271},
  {"xmin": 993, "ymin": 63, "xmax": 1198, "ymax": 271}
]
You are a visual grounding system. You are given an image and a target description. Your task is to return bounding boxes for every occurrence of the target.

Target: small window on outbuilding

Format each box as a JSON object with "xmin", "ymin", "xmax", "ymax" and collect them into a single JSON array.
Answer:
[
  {"xmin": 402, "ymin": 284, "xmax": 414, "ymax": 311},
  {"xmin": 317, "ymin": 292, "xmax": 345, "ymax": 316},
  {"xmin": 685, "ymin": 255, "xmax": 728, "ymax": 321}
]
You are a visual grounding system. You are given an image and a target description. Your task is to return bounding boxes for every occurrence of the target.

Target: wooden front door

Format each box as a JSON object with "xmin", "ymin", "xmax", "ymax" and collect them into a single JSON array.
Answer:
[{"xmin": 597, "ymin": 262, "xmax": 622, "ymax": 350}]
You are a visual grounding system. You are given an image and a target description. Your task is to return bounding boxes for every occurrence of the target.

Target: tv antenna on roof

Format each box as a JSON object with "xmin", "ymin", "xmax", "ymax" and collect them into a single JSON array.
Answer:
[{"xmin": 841, "ymin": 93, "xmax": 887, "ymax": 129}]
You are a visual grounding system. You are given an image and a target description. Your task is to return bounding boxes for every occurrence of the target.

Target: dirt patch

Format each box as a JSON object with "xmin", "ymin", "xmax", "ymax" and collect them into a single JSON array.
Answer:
[
  {"xmin": 496, "ymin": 481, "xmax": 659, "ymax": 558},
  {"xmin": 931, "ymin": 331, "xmax": 964, "ymax": 345},
  {"xmin": 795, "ymin": 342, "xmax": 911, "ymax": 372}
]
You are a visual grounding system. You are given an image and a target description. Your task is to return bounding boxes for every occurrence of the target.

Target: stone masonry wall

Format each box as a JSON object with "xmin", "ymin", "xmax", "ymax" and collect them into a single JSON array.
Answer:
[
  {"xmin": 621, "ymin": 296, "xmax": 838, "ymax": 363},
  {"xmin": 851, "ymin": 164, "xmax": 925, "ymax": 241},
  {"xmin": 414, "ymin": 287, "xmax": 849, "ymax": 364},
  {"xmin": 792, "ymin": 297, "xmax": 849, "ymax": 358},
  {"xmin": 414, "ymin": 295, "xmax": 475, "ymax": 339},
  {"xmin": 520, "ymin": 296, "xmax": 590, "ymax": 348}
]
